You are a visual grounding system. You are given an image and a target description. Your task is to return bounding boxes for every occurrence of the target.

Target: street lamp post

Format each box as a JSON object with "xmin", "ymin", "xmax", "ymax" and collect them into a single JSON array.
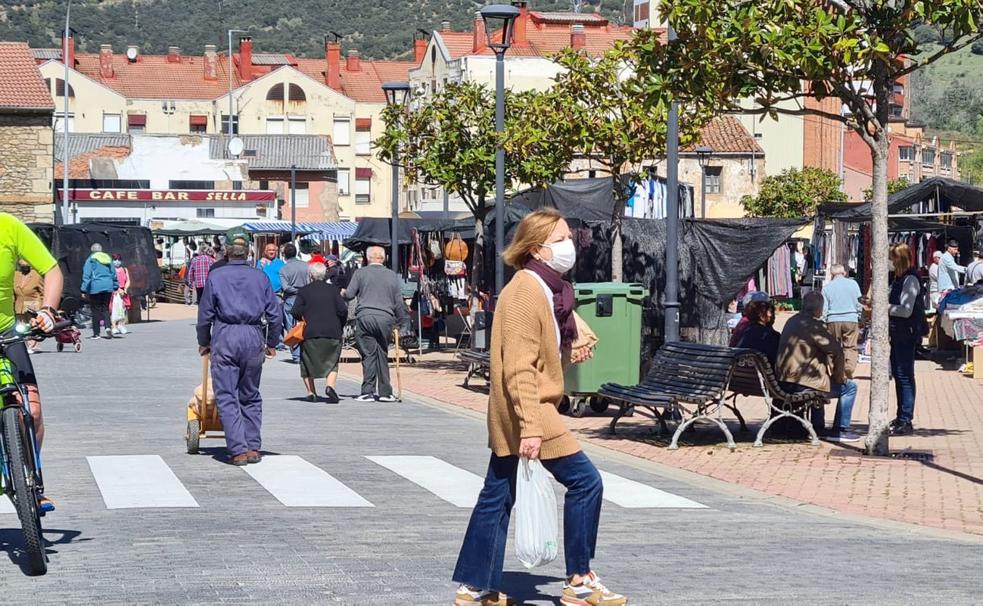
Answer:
[
  {"xmin": 695, "ymin": 146, "xmax": 714, "ymax": 219},
  {"xmin": 227, "ymin": 29, "xmax": 247, "ymax": 136},
  {"xmin": 480, "ymin": 4, "xmax": 520, "ymax": 295},
  {"xmin": 664, "ymin": 24, "xmax": 681, "ymax": 343},
  {"xmin": 290, "ymin": 165, "xmax": 297, "ymax": 242},
  {"xmin": 60, "ymin": 1, "xmax": 72, "ymax": 226},
  {"xmin": 383, "ymin": 81, "xmax": 411, "ymax": 273}
]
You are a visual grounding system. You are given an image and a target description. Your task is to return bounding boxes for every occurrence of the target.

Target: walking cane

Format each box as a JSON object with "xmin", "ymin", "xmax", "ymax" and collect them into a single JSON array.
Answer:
[{"xmin": 393, "ymin": 327, "xmax": 403, "ymax": 402}]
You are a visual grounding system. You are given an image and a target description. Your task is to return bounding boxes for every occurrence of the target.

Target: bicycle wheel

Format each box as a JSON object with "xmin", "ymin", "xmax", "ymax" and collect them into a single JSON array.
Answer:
[{"xmin": 2, "ymin": 407, "xmax": 46, "ymax": 575}]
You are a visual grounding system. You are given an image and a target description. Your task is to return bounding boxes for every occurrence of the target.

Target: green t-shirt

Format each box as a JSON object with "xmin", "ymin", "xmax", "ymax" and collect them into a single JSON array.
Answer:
[{"xmin": 0, "ymin": 214, "xmax": 57, "ymax": 332}]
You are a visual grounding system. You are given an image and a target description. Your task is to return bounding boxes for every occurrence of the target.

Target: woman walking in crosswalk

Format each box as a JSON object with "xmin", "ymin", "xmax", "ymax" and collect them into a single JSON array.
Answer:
[{"xmin": 452, "ymin": 209, "xmax": 627, "ymax": 606}]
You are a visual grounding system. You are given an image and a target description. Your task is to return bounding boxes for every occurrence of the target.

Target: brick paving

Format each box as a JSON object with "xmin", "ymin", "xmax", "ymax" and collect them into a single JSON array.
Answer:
[{"xmin": 340, "ymin": 346, "xmax": 983, "ymax": 538}]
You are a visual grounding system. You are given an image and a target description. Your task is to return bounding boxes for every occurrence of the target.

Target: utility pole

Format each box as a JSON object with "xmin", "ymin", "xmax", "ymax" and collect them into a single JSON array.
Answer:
[
  {"xmin": 664, "ymin": 23, "xmax": 681, "ymax": 343},
  {"xmin": 60, "ymin": 0, "xmax": 72, "ymax": 226}
]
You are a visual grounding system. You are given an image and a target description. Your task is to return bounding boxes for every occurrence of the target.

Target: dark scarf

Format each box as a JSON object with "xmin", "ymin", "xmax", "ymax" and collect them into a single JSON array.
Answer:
[{"xmin": 525, "ymin": 259, "xmax": 578, "ymax": 348}]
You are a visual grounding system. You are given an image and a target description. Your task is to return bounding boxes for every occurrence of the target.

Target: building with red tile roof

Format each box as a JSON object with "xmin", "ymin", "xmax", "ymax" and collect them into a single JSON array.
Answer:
[{"xmin": 0, "ymin": 42, "xmax": 55, "ymax": 222}]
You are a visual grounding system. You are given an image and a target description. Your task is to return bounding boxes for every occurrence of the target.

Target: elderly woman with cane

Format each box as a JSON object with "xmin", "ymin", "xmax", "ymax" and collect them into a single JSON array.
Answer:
[
  {"xmin": 452, "ymin": 209, "xmax": 623, "ymax": 606},
  {"xmin": 291, "ymin": 262, "xmax": 348, "ymax": 403}
]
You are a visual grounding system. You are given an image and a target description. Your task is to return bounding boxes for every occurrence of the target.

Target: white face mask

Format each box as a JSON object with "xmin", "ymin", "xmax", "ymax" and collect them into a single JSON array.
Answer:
[{"xmin": 542, "ymin": 238, "xmax": 576, "ymax": 274}]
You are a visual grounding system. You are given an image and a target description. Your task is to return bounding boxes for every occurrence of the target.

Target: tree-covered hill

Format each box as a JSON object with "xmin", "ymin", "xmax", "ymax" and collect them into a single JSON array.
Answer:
[{"xmin": 0, "ymin": 0, "xmax": 619, "ymax": 60}]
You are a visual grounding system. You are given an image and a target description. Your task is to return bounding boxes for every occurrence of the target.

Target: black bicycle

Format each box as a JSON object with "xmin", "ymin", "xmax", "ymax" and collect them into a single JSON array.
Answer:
[{"xmin": 0, "ymin": 319, "xmax": 68, "ymax": 576}]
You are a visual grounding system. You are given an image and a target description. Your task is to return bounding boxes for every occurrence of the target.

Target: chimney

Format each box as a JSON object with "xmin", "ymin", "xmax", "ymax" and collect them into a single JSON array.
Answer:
[
  {"xmin": 167, "ymin": 46, "xmax": 181, "ymax": 63},
  {"xmin": 325, "ymin": 38, "xmax": 341, "ymax": 90},
  {"xmin": 441, "ymin": 21, "xmax": 451, "ymax": 32},
  {"xmin": 414, "ymin": 36, "xmax": 427, "ymax": 63},
  {"xmin": 203, "ymin": 44, "xmax": 218, "ymax": 81},
  {"xmin": 62, "ymin": 33, "xmax": 75, "ymax": 68},
  {"xmin": 570, "ymin": 24, "xmax": 586, "ymax": 50},
  {"xmin": 238, "ymin": 36, "xmax": 253, "ymax": 81},
  {"xmin": 346, "ymin": 50, "xmax": 361, "ymax": 72},
  {"xmin": 473, "ymin": 12, "xmax": 486, "ymax": 54},
  {"xmin": 99, "ymin": 44, "xmax": 114, "ymax": 79},
  {"xmin": 512, "ymin": 0, "xmax": 529, "ymax": 45}
]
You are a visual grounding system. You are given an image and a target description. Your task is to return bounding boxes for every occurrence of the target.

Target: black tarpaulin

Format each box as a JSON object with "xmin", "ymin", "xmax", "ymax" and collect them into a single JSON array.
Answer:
[
  {"xmin": 830, "ymin": 177, "xmax": 983, "ymax": 221},
  {"xmin": 511, "ymin": 178, "xmax": 617, "ymax": 222},
  {"xmin": 30, "ymin": 223, "xmax": 162, "ymax": 301},
  {"xmin": 571, "ymin": 217, "xmax": 808, "ymax": 345}
]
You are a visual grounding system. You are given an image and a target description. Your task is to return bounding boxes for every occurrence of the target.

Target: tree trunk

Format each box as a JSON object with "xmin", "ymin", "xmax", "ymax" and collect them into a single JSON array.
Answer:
[
  {"xmin": 610, "ymin": 174, "xmax": 627, "ymax": 283},
  {"xmin": 865, "ymin": 121, "xmax": 892, "ymax": 456}
]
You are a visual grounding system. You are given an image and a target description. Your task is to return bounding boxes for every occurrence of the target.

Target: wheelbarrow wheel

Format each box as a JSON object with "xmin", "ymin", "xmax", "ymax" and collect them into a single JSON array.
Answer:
[
  {"xmin": 186, "ymin": 420, "xmax": 201, "ymax": 454},
  {"xmin": 558, "ymin": 396, "xmax": 571, "ymax": 415},
  {"xmin": 56, "ymin": 343, "xmax": 64, "ymax": 352},
  {"xmin": 570, "ymin": 397, "xmax": 589, "ymax": 418}
]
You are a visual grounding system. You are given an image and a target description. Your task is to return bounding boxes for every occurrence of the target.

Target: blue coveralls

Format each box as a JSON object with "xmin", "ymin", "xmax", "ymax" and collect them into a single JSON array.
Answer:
[{"xmin": 196, "ymin": 260, "xmax": 282, "ymax": 457}]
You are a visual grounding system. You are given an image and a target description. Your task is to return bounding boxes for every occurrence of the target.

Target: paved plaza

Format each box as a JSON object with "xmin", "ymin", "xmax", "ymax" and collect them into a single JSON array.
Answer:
[{"xmin": 1, "ymin": 317, "xmax": 981, "ymax": 604}]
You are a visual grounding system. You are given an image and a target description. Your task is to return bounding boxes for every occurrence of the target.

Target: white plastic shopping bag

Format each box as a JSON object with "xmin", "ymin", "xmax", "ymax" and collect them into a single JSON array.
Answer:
[
  {"xmin": 514, "ymin": 457, "xmax": 559, "ymax": 569},
  {"xmin": 110, "ymin": 294, "xmax": 127, "ymax": 323}
]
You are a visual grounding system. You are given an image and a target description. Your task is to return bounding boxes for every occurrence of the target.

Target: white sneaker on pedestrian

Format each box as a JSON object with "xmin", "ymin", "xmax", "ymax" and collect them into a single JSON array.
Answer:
[
  {"xmin": 376, "ymin": 395, "xmax": 399, "ymax": 403},
  {"xmin": 454, "ymin": 585, "xmax": 513, "ymax": 606},
  {"xmin": 112, "ymin": 327, "xmax": 121, "ymax": 335},
  {"xmin": 354, "ymin": 394, "xmax": 375, "ymax": 402},
  {"xmin": 829, "ymin": 431, "xmax": 863, "ymax": 443},
  {"xmin": 119, "ymin": 327, "xmax": 129, "ymax": 335}
]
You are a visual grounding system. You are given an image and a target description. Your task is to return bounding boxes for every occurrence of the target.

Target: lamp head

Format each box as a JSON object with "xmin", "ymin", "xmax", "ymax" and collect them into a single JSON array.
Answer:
[
  {"xmin": 382, "ymin": 81, "xmax": 411, "ymax": 107},
  {"xmin": 695, "ymin": 145, "xmax": 714, "ymax": 167},
  {"xmin": 480, "ymin": 4, "xmax": 521, "ymax": 54}
]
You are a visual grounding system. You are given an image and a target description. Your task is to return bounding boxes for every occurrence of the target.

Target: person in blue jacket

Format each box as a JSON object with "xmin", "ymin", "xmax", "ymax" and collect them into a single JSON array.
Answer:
[
  {"xmin": 81, "ymin": 243, "xmax": 118, "ymax": 339},
  {"xmin": 196, "ymin": 228, "xmax": 282, "ymax": 466}
]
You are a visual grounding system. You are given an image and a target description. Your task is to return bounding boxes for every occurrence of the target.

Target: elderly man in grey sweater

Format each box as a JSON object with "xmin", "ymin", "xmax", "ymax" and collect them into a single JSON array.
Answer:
[{"xmin": 343, "ymin": 246, "xmax": 408, "ymax": 402}]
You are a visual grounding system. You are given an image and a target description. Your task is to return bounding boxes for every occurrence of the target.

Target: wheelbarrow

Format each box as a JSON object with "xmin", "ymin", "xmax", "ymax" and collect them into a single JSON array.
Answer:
[{"xmin": 186, "ymin": 353, "xmax": 223, "ymax": 454}]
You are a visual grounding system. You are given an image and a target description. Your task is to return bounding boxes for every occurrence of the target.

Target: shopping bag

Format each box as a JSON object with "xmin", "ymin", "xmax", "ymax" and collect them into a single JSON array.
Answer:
[
  {"xmin": 110, "ymin": 293, "xmax": 127, "ymax": 322},
  {"xmin": 514, "ymin": 457, "xmax": 559, "ymax": 569},
  {"xmin": 284, "ymin": 320, "xmax": 306, "ymax": 348}
]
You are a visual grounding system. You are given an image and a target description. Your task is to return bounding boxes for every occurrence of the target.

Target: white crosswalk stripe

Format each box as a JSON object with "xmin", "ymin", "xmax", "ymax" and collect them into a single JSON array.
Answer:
[
  {"xmin": 0, "ymin": 454, "xmax": 708, "ymax": 513},
  {"xmin": 367, "ymin": 455, "xmax": 484, "ymax": 508},
  {"xmin": 243, "ymin": 455, "xmax": 374, "ymax": 507},
  {"xmin": 87, "ymin": 455, "xmax": 199, "ymax": 509},
  {"xmin": 599, "ymin": 471, "xmax": 708, "ymax": 508}
]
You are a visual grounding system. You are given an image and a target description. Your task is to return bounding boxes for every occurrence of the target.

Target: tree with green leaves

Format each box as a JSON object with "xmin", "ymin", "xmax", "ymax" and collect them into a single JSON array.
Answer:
[
  {"xmin": 630, "ymin": 0, "xmax": 983, "ymax": 455},
  {"xmin": 377, "ymin": 81, "xmax": 569, "ymax": 287},
  {"xmin": 514, "ymin": 45, "xmax": 713, "ymax": 281},
  {"xmin": 742, "ymin": 167, "xmax": 848, "ymax": 218}
]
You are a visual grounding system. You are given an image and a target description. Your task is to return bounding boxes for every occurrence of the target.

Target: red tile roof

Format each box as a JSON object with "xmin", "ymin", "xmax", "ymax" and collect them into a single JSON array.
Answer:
[
  {"xmin": 71, "ymin": 52, "xmax": 241, "ymax": 99},
  {"xmin": 437, "ymin": 15, "xmax": 646, "ymax": 60},
  {"xmin": 294, "ymin": 58, "xmax": 413, "ymax": 103},
  {"xmin": 55, "ymin": 145, "xmax": 130, "ymax": 179},
  {"xmin": 0, "ymin": 42, "xmax": 53, "ymax": 111},
  {"xmin": 685, "ymin": 116, "xmax": 764, "ymax": 155}
]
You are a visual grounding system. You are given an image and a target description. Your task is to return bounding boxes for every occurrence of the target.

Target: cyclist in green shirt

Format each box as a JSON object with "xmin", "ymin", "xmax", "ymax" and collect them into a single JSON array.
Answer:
[{"xmin": 0, "ymin": 213, "xmax": 64, "ymax": 510}]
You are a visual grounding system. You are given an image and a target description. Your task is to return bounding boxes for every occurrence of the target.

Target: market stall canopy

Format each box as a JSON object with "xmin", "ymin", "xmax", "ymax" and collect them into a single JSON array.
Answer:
[
  {"xmin": 344, "ymin": 217, "xmax": 474, "ymax": 250},
  {"xmin": 299, "ymin": 222, "xmax": 358, "ymax": 241},
  {"xmin": 152, "ymin": 219, "xmax": 234, "ymax": 236},
  {"xmin": 828, "ymin": 178, "xmax": 983, "ymax": 222},
  {"xmin": 241, "ymin": 220, "xmax": 317, "ymax": 234}
]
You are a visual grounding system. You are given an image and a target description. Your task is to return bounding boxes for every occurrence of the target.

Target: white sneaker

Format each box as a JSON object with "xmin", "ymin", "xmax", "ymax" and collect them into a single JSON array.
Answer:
[
  {"xmin": 112, "ymin": 328, "xmax": 121, "ymax": 335},
  {"xmin": 119, "ymin": 327, "xmax": 129, "ymax": 335},
  {"xmin": 454, "ymin": 585, "xmax": 512, "ymax": 606},
  {"xmin": 376, "ymin": 395, "xmax": 399, "ymax": 403},
  {"xmin": 829, "ymin": 431, "xmax": 863, "ymax": 443},
  {"xmin": 561, "ymin": 571, "xmax": 627, "ymax": 606},
  {"xmin": 354, "ymin": 394, "xmax": 376, "ymax": 402}
]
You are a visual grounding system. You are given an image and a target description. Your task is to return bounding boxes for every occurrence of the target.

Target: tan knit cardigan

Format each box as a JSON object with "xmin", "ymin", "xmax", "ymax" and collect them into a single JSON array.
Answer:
[{"xmin": 486, "ymin": 270, "xmax": 580, "ymax": 460}]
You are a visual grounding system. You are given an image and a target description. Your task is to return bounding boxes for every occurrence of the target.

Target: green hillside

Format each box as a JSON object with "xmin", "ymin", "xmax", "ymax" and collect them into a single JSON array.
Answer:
[
  {"xmin": 910, "ymin": 43, "xmax": 983, "ymax": 142},
  {"xmin": 0, "ymin": 0, "xmax": 620, "ymax": 61}
]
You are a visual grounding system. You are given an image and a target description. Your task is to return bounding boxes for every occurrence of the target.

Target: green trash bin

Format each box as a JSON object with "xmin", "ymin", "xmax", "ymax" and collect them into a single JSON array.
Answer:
[{"xmin": 563, "ymin": 282, "xmax": 648, "ymax": 417}]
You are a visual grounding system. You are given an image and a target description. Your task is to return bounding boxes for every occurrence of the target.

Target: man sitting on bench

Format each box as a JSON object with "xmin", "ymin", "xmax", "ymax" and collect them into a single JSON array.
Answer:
[{"xmin": 776, "ymin": 291, "xmax": 861, "ymax": 443}]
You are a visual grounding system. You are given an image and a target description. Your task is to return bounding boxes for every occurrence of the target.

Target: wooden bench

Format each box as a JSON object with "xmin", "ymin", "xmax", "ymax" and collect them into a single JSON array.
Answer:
[
  {"xmin": 600, "ymin": 342, "xmax": 752, "ymax": 450},
  {"xmin": 725, "ymin": 353, "xmax": 826, "ymax": 447},
  {"xmin": 458, "ymin": 349, "xmax": 490, "ymax": 388}
]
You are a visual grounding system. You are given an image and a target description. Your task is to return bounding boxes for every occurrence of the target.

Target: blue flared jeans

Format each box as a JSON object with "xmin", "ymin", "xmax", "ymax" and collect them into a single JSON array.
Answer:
[{"xmin": 452, "ymin": 451, "xmax": 604, "ymax": 592}]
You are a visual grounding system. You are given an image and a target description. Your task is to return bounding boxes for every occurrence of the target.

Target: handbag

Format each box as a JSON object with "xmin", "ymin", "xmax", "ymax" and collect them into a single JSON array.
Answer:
[
  {"xmin": 444, "ymin": 259, "xmax": 467, "ymax": 277},
  {"xmin": 444, "ymin": 233, "xmax": 469, "ymax": 261},
  {"xmin": 284, "ymin": 320, "xmax": 306, "ymax": 348}
]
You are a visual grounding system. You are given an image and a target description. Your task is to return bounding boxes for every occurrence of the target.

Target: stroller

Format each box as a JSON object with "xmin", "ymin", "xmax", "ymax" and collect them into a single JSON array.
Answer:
[{"xmin": 54, "ymin": 298, "xmax": 83, "ymax": 353}]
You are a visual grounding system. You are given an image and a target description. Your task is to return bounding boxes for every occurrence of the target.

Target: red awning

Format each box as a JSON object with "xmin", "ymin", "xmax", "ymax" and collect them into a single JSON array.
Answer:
[
  {"xmin": 127, "ymin": 114, "xmax": 147, "ymax": 126},
  {"xmin": 355, "ymin": 118, "xmax": 372, "ymax": 131},
  {"xmin": 189, "ymin": 115, "xmax": 208, "ymax": 126},
  {"xmin": 355, "ymin": 167, "xmax": 373, "ymax": 179}
]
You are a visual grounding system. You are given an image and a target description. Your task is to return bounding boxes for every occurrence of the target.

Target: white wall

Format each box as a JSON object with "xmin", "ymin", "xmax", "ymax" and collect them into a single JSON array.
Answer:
[{"xmin": 112, "ymin": 135, "xmax": 247, "ymax": 187}]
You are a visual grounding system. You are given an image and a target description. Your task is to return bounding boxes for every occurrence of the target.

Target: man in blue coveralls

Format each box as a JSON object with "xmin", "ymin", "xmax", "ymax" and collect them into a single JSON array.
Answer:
[{"xmin": 197, "ymin": 227, "xmax": 282, "ymax": 466}]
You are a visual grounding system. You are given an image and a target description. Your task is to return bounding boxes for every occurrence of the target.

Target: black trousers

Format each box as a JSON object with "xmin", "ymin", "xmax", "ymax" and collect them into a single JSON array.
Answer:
[
  {"xmin": 90, "ymin": 292, "xmax": 112, "ymax": 337},
  {"xmin": 356, "ymin": 314, "xmax": 393, "ymax": 398}
]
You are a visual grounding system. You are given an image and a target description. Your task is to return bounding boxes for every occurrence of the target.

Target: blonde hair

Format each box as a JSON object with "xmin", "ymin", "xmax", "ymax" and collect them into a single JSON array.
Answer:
[
  {"xmin": 502, "ymin": 208, "xmax": 565, "ymax": 269},
  {"xmin": 890, "ymin": 243, "xmax": 914, "ymax": 277}
]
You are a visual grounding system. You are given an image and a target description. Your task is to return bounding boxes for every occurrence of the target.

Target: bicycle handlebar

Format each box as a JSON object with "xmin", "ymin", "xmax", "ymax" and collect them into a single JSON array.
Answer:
[{"xmin": 0, "ymin": 320, "xmax": 73, "ymax": 347}]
